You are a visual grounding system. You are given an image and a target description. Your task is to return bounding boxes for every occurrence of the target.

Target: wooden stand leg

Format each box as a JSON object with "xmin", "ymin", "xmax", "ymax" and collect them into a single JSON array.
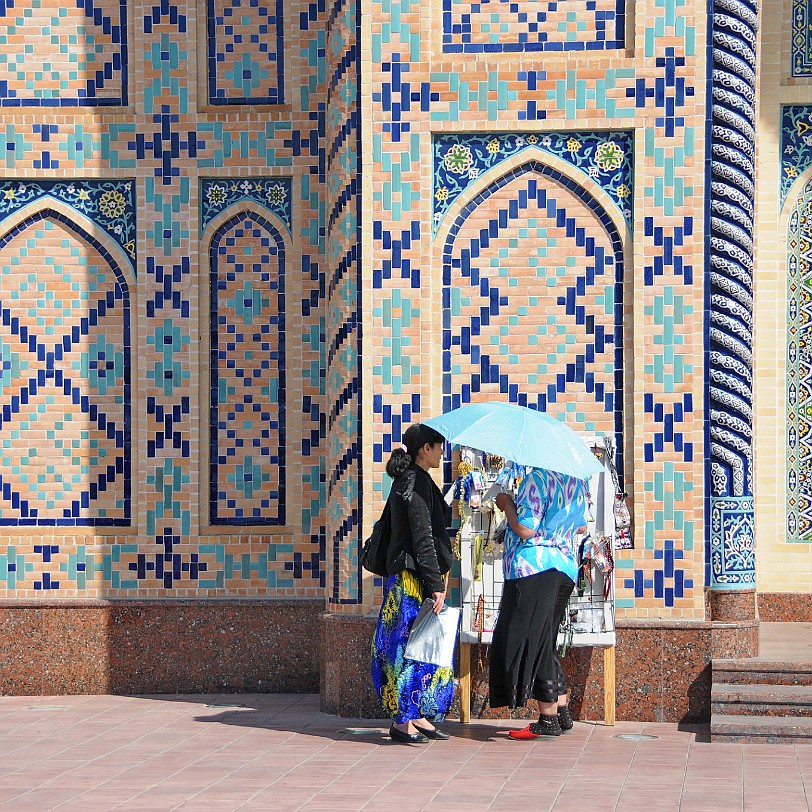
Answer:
[
  {"xmin": 459, "ymin": 642, "xmax": 471, "ymax": 723},
  {"xmin": 603, "ymin": 645, "xmax": 616, "ymax": 726}
]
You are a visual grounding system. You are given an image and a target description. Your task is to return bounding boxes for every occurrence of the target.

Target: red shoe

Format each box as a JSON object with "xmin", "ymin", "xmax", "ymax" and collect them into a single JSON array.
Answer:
[{"xmin": 508, "ymin": 724, "xmax": 541, "ymax": 740}]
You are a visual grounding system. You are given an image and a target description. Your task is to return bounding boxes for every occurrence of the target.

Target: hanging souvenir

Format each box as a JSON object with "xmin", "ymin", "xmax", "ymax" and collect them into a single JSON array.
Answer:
[{"xmin": 604, "ymin": 437, "xmax": 634, "ymax": 550}]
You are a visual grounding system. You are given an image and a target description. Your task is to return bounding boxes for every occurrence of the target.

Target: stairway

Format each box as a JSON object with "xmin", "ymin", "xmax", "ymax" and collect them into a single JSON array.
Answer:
[{"xmin": 711, "ymin": 659, "xmax": 812, "ymax": 743}]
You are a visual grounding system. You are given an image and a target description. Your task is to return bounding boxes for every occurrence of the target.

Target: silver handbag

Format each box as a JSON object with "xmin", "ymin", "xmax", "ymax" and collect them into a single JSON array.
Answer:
[{"xmin": 404, "ymin": 599, "xmax": 461, "ymax": 668}]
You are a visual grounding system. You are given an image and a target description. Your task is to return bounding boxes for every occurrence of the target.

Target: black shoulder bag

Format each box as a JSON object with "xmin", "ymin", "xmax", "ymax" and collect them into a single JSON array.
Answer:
[{"xmin": 360, "ymin": 498, "xmax": 392, "ymax": 577}]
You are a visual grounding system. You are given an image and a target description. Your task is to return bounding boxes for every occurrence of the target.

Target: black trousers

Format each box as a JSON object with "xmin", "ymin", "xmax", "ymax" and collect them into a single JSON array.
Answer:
[{"xmin": 489, "ymin": 569, "xmax": 575, "ymax": 708}]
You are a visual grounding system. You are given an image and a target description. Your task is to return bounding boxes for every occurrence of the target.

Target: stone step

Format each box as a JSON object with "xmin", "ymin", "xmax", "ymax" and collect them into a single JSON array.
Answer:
[
  {"xmin": 711, "ymin": 713, "xmax": 812, "ymax": 744},
  {"xmin": 711, "ymin": 682, "xmax": 812, "ymax": 716},
  {"xmin": 713, "ymin": 659, "xmax": 812, "ymax": 686}
]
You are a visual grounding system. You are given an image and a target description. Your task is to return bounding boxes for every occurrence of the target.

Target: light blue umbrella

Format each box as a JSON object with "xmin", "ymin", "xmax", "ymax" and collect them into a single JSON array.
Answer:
[{"xmin": 424, "ymin": 401, "xmax": 604, "ymax": 479}]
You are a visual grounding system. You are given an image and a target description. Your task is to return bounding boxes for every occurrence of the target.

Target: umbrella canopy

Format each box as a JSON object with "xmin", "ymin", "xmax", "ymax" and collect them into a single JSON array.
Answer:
[{"xmin": 423, "ymin": 401, "xmax": 604, "ymax": 479}]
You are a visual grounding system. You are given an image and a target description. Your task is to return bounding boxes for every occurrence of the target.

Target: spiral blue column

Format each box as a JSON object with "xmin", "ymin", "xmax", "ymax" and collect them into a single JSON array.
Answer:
[{"xmin": 706, "ymin": 0, "xmax": 758, "ymax": 593}]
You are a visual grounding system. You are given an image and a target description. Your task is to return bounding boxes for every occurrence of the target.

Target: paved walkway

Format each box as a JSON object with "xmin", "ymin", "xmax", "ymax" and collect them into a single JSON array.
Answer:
[{"xmin": 0, "ymin": 692, "xmax": 810, "ymax": 811}]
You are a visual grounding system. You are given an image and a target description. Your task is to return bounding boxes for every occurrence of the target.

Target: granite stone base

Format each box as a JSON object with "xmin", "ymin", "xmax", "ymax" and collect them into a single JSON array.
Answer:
[
  {"xmin": 0, "ymin": 600, "xmax": 323, "ymax": 695},
  {"xmin": 320, "ymin": 613, "xmax": 759, "ymax": 723},
  {"xmin": 758, "ymin": 593, "xmax": 812, "ymax": 622},
  {"xmin": 709, "ymin": 589, "xmax": 756, "ymax": 622}
]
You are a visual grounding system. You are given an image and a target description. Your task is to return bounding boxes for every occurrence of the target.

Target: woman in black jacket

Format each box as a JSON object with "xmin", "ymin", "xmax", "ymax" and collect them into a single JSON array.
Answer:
[{"xmin": 371, "ymin": 422, "xmax": 455, "ymax": 744}]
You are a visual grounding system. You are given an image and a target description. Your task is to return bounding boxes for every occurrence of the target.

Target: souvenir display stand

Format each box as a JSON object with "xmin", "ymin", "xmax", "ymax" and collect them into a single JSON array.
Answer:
[{"xmin": 452, "ymin": 439, "xmax": 618, "ymax": 725}]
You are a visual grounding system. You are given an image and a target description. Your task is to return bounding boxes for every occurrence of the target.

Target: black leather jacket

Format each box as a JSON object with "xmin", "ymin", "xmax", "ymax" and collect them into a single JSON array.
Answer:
[{"xmin": 385, "ymin": 464, "xmax": 453, "ymax": 594}]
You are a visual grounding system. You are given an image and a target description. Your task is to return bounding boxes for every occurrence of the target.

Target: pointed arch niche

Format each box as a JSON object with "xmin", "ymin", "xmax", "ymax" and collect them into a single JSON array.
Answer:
[
  {"xmin": 202, "ymin": 202, "xmax": 288, "ymax": 526},
  {"xmin": 0, "ymin": 201, "xmax": 133, "ymax": 526},
  {"xmin": 435, "ymin": 154, "xmax": 630, "ymax": 469}
]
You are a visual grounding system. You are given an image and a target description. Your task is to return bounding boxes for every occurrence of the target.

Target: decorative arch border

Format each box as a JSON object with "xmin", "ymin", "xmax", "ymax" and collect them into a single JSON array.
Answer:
[
  {"xmin": 0, "ymin": 181, "xmax": 136, "ymax": 271},
  {"xmin": 433, "ymin": 133, "xmax": 633, "ymax": 238},
  {"xmin": 783, "ymin": 174, "xmax": 812, "ymax": 542},
  {"xmin": 0, "ymin": 206, "xmax": 133, "ymax": 526},
  {"xmin": 202, "ymin": 201, "xmax": 288, "ymax": 526},
  {"xmin": 438, "ymin": 156, "xmax": 628, "ymax": 475},
  {"xmin": 434, "ymin": 147, "xmax": 632, "ymax": 250},
  {"xmin": 200, "ymin": 178, "xmax": 292, "ymax": 237}
]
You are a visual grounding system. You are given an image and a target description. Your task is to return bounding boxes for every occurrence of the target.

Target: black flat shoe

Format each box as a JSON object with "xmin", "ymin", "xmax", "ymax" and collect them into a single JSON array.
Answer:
[
  {"xmin": 413, "ymin": 725, "xmax": 451, "ymax": 740},
  {"xmin": 389, "ymin": 724, "xmax": 429, "ymax": 744},
  {"xmin": 557, "ymin": 706, "xmax": 574, "ymax": 732}
]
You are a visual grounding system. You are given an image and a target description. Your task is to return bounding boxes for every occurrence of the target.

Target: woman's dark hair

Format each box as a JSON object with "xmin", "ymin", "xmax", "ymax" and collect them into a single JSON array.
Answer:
[{"xmin": 385, "ymin": 423, "xmax": 446, "ymax": 479}]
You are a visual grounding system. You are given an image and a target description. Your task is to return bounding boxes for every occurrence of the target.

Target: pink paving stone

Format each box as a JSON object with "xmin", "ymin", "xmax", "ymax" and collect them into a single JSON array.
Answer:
[{"xmin": 4, "ymin": 696, "xmax": 812, "ymax": 810}]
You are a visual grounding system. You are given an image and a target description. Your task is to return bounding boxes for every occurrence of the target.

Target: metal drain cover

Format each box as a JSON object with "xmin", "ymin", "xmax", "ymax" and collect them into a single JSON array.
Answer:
[
  {"xmin": 613, "ymin": 733, "xmax": 660, "ymax": 741},
  {"xmin": 205, "ymin": 703, "xmax": 247, "ymax": 709},
  {"xmin": 28, "ymin": 705, "xmax": 68, "ymax": 711}
]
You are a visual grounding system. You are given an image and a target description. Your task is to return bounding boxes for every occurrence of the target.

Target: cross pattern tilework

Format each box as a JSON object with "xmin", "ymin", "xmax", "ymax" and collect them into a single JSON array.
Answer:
[
  {"xmin": 207, "ymin": 0, "xmax": 284, "ymax": 104},
  {"xmin": 0, "ymin": 0, "xmax": 330, "ymax": 598},
  {"xmin": 369, "ymin": 0, "xmax": 705, "ymax": 616},
  {"xmin": 442, "ymin": 0, "xmax": 625, "ymax": 53},
  {"xmin": 0, "ymin": 0, "xmax": 127, "ymax": 106},
  {"xmin": 786, "ymin": 180, "xmax": 812, "ymax": 542},
  {"xmin": 442, "ymin": 166, "xmax": 623, "ymax": 448},
  {"xmin": 209, "ymin": 212, "xmax": 285, "ymax": 525},
  {"xmin": 0, "ymin": 214, "xmax": 130, "ymax": 525}
]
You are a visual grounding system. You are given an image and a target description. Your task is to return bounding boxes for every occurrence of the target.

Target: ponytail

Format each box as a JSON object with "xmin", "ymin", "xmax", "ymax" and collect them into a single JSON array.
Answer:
[{"xmin": 385, "ymin": 422, "xmax": 445, "ymax": 479}]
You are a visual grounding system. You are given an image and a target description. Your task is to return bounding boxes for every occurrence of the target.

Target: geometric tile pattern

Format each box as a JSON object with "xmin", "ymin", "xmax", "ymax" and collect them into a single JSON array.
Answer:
[
  {"xmin": 442, "ymin": 0, "xmax": 625, "ymax": 53},
  {"xmin": 201, "ymin": 177, "xmax": 292, "ymax": 235},
  {"xmin": 0, "ymin": 214, "xmax": 131, "ymax": 525},
  {"xmin": 0, "ymin": 0, "xmax": 329, "ymax": 597},
  {"xmin": 209, "ymin": 211, "xmax": 285, "ymax": 525},
  {"xmin": 324, "ymin": 0, "xmax": 362, "ymax": 604},
  {"xmin": 207, "ymin": 0, "xmax": 284, "ymax": 104},
  {"xmin": 0, "ymin": 0, "xmax": 747, "ymax": 620},
  {"xmin": 792, "ymin": 0, "xmax": 812, "ymax": 76},
  {"xmin": 781, "ymin": 106, "xmax": 812, "ymax": 209},
  {"xmin": 433, "ymin": 131, "xmax": 633, "ymax": 235},
  {"xmin": 786, "ymin": 180, "xmax": 812, "ymax": 542},
  {"xmin": 0, "ymin": 0, "xmax": 127, "ymax": 106},
  {"xmin": 371, "ymin": 0, "xmax": 703, "ymax": 616},
  {"xmin": 623, "ymin": 539, "xmax": 694, "ymax": 604},
  {"xmin": 442, "ymin": 164, "xmax": 624, "ymax": 450}
]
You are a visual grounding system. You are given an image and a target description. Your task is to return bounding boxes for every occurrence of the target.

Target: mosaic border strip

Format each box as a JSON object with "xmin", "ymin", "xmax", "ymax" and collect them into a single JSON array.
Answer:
[
  {"xmin": 208, "ymin": 210, "xmax": 286, "ymax": 526},
  {"xmin": 433, "ymin": 131, "xmax": 632, "ymax": 236},
  {"xmin": 792, "ymin": 0, "xmax": 812, "ymax": 77},
  {"xmin": 786, "ymin": 181, "xmax": 812, "ymax": 543}
]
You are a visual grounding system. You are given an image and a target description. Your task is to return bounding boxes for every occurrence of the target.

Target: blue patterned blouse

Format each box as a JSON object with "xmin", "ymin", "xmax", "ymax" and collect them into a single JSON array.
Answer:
[{"xmin": 502, "ymin": 468, "xmax": 589, "ymax": 583}]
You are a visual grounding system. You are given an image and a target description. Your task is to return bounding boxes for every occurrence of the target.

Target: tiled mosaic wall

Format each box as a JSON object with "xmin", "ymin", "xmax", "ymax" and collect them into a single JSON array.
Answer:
[
  {"xmin": 0, "ymin": 0, "xmax": 333, "ymax": 598},
  {"xmin": 754, "ymin": 0, "xmax": 812, "ymax": 596},
  {"xmin": 0, "ymin": 0, "xmax": 773, "ymax": 616},
  {"xmin": 367, "ymin": 1, "xmax": 709, "ymax": 618}
]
